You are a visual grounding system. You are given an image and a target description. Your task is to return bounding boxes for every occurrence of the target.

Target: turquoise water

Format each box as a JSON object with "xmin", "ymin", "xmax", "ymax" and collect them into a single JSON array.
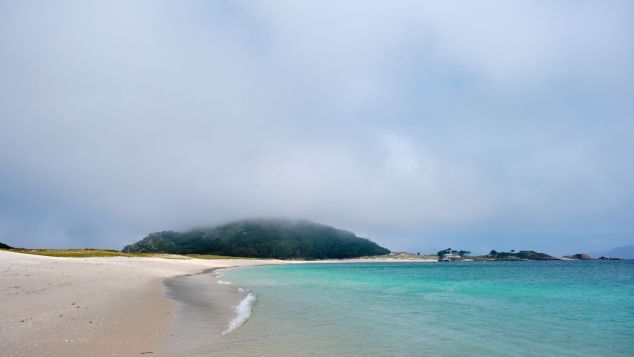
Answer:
[{"xmin": 211, "ymin": 261, "xmax": 633, "ymax": 356}]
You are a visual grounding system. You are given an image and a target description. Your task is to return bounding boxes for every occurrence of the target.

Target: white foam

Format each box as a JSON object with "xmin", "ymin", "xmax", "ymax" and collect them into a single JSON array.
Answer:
[
  {"xmin": 215, "ymin": 269, "xmax": 228, "ymax": 284},
  {"xmin": 222, "ymin": 292, "xmax": 256, "ymax": 335}
]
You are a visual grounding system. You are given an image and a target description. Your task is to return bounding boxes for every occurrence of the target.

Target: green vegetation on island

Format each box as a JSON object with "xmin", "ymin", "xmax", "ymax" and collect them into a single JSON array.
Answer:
[
  {"xmin": 122, "ymin": 219, "xmax": 390, "ymax": 259},
  {"xmin": 487, "ymin": 250, "xmax": 558, "ymax": 260}
]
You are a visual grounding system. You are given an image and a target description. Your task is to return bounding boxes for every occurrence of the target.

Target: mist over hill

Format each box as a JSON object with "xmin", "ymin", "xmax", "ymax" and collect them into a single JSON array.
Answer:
[
  {"xmin": 122, "ymin": 219, "xmax": 390, "ymax": 259},
  {"xmin": 589, "ymin": 245, "xmax": 634, "ymax": 259}
]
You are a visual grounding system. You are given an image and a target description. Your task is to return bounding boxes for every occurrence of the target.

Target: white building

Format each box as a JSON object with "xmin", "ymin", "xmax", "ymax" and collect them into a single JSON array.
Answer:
[{"xmin": 439, "ymin": 253, "xmax": 464, "ymax": 262}]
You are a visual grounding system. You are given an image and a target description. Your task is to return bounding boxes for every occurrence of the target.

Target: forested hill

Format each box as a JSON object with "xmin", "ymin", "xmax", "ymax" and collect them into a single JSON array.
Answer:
[{"xmin": 122, "ymin": 219, "xmax": 390, "ymax": 259}]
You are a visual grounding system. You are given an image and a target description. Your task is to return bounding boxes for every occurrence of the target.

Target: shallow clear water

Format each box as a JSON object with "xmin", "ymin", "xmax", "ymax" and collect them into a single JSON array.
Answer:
[{"xmin": 210, "ymin": 261, "xmax": 634, "ymax": 356}]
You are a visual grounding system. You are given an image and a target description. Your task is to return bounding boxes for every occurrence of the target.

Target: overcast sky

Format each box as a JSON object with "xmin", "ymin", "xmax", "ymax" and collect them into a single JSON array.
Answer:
[{"xmin": 1, "ymin": 0, "xmax": 633, "ymax": 254}]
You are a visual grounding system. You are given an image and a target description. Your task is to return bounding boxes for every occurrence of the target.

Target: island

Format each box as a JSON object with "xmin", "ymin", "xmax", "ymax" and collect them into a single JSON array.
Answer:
[
  {"xmin": 123, "ymin": 219, "xmax": 390, "ymax": 259},
  {"xmin": 431, "ymin": 249, "xmax": 628, "ymax": 262},
  {"xmin": 563, "ymin": 253, "xmax": 592, "ymax": 260},
  {"xmin": 486, "ymin": 250, "xmax": 559, "ymax": 260}
]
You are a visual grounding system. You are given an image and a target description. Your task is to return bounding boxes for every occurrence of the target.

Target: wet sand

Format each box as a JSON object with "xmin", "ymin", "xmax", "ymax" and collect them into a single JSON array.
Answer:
[{"xmin": 162, "ymin": 270, "xmax": 246, "ymax": 356}]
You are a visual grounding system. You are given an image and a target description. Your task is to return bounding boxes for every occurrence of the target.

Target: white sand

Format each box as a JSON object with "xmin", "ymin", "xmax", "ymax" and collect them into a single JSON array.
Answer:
[{"xmin": 0, "ymin": 250, "xmax": 282, "ymax": 356}]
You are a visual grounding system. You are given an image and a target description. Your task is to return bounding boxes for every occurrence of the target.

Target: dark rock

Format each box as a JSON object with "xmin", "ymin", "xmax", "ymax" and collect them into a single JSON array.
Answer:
[
  {"xmin": 514, "ymin": 250, "xmax": 559, "ymax": 260},
  {"xmin": 598, "ymin": 256, "xmax": 622, "ymax": 260},
  {"xmin": 564, "ymin": 253, "xmax": 592, "ymax": 260},
  {"xmin": 491, "ymin": 250, "xmax": 558, "ymax": 261},
  {"xmin": 496, "ymin": 255, "xmax": 523, "ymax": 261},
  {"xmin": 0, "ymin": 242, "xmax": 13, "ymax": 249}
]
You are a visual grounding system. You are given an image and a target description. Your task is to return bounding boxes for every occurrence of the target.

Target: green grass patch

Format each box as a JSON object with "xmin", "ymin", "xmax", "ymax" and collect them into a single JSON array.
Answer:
[
  {"xmin": 1, "ymin": 248, "xmax": 247, "ymax": 259},
  {"xmin": 4, "ymin": 248, "xmax": 153, "ymax": 258}
]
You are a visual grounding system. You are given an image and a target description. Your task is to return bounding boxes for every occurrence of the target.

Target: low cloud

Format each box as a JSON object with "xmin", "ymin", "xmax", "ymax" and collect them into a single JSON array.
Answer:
[{"xmin": 0, "ymin": 1, "xmax": 632, "ymax": 254}]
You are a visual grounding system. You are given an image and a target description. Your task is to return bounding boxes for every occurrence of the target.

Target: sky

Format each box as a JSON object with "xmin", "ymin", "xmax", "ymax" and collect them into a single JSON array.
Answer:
[{"xmin": 0, "ymin": 0, "xmax": 633, "ymax": 255}]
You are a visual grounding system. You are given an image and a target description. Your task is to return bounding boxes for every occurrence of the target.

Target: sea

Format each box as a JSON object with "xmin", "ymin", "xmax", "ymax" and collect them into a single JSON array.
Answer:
[{"xmin": 164, "ymin": 261, "xmax": 634, "ymax": 356}]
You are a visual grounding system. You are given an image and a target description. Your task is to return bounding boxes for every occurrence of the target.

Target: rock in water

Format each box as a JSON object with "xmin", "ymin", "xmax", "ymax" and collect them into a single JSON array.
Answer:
[{"xmin": 564, "ymin": 253, "xmax": 592, "ymax": 260}]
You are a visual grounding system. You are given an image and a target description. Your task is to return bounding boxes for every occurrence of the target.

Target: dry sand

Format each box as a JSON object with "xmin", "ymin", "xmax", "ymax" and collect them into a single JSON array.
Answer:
[{"xmin": 0, "ymin": 250, "xmax": 282, "ymax": 357}]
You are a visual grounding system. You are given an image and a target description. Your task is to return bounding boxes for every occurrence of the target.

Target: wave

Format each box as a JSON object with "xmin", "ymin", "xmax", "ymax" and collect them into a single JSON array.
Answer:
[
  {"xmin": 214, "ymin": 269, "xmax": 226, "ymax": 278},
  {"xmin": 215, "ymin": 268, "xmax": 232, "ymax": 284},
  {"xmin": 223, "ymin": 291, "xmax": 256, "ymax": 335}
]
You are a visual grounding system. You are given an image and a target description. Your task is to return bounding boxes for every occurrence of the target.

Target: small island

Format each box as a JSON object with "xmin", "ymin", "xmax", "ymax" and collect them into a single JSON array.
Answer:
[
  {"xmin": 432, "ymin": 249, "xmax": 603, "ymax": 262},
  {"xmin": 563, "ymin": 253, "xmax": 592, "ymax": 260},
  {"xmin": 598, "ymin": 256, "xmax": 622, "ymax": 260}
]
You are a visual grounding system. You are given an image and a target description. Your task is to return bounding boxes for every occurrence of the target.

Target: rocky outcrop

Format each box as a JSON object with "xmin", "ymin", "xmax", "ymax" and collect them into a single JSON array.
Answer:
[
  {"xmin": 514, "ymin": 251, "xmax": 559, "ymax": 260},
  {"xmin": 0, "ymin": 242, "xmax": 12, "ymax": 249},
  {"xmin": 564, "ymin": 253, "xmax": 592, "ymax": 260},
  {"xmin": 490, "ymin": 250, "xmax": 558, "ymax": 261},
  {"xmin": 598, "ymin": 256, "xmax": 621, "ymax": 260}
]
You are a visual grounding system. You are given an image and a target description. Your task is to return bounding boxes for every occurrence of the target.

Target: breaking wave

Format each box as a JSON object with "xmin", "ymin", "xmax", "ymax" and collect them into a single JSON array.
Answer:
[{"xmin": 222, "ymin": 292, "xmax": 256, "ymax": 335}]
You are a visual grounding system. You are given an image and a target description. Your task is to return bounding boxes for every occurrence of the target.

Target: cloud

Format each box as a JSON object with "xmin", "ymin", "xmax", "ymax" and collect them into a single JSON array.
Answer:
[{"xmin": 0, "ymin": 0, "xmax": 632, "ymax": 254}]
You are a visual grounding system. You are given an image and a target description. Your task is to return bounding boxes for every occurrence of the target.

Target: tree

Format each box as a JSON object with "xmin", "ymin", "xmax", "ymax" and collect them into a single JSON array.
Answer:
[
  {"xmin": 489, "ymin": 250, "xmax": 498, "ymax": 256},
  {"xmin": 437, "ymin": 248, "xmax": 452, "ymax": 257},
  {"xmin": 458, "ymin": 250, "xmax": 471, "ymax": 257}
]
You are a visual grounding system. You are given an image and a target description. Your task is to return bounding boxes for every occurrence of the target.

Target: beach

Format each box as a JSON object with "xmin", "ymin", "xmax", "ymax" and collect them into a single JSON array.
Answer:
[
  {"xmin": 0, "ymin": 250, "xmax": 281, "ymax": 356},
  {"xmin": 0, "ymin": 250, "xmax": 435, "ymax": 356},
  {"xmin": 5, "ymin": 250, "xmax": 630, "ymax": 356}
]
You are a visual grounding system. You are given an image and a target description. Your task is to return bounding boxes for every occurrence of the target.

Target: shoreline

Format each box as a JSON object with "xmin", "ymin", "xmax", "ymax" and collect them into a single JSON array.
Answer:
[
  {"xmin": 0, "ymin": 251, "xmax": 439, "ymax": 356},
  {"xmin": 0, "ymin": 250, "xmax": 284, "ymax": 356},
  {"xmin": 2, "ymin": 252, "xmax": 618, "ymax": 356},
  {"xmin": 161, "ymin": 269, "xmax": 248, "ymax": 356}
]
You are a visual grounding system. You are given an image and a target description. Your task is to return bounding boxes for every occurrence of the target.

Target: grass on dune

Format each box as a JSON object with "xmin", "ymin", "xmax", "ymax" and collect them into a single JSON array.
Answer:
[
  {"xmin": 3, "ymin": 248, "xmax": 150, "ymax": 257},
  {"xmin": 1, "ymin": 248, "xmax": 245, "ymax": 259}
]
